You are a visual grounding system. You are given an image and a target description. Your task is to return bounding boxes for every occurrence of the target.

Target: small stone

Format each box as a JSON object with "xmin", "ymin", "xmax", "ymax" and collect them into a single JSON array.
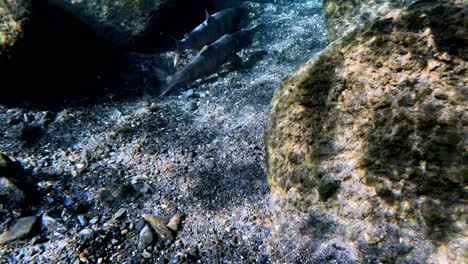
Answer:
[
  {"xmin": 135, "ymin": 219, "xmax": 145, "ymax": 231},
  {"xmin": 64, "ymin": 196, "xmax": 74, "ymax": 207},
  {"xmin": 78, "ymin": 228, "xmax": 94, "ymax": 240},
  {"xmin": 113, "ymin": 208, "xmax": 127, "ymax": 220},
  {"xmin": 179, "ymin": 89, "xmax": 194, "ymax": 100},
  {"xmin": 111, "ymin": 238, "xmax": 119, "ymax": 245},
  {"xmin": 0, "ymin": 216, "xmax": 38, "ymax": 244},
  {"xmin": 142, "ymin": 214, "xmax": 174, "ymax": 242},
  {"xmin": 42, "ymin": 214, "xmax": 66, "ymax": 233},
  {"xmin": 141, "ymin": 251, "xmax": 152, "ymax": 259},
  {"xmin": 89, "ymin": 217, "xmax": 98, "ymax": 224},
  {"xmin": 121, "ymin": 229, "xmax": 128, "ymax": 235},
  {"xmin": 167, "ymin": 213, "xmax": 184, "ymax": 232},
  {"xmin": 437, "ymin": 52, "xmax": 451, "ymax": 61},
  {"xmin": 77, "ymin": 215, "xmax": 87, "ymax": 226},
  {"xmin": 427, "ymin": 59, "xmax": 441, "ymax": 71},
  {"xmin": 138, "ymin": 225, "xmax": 154, "ymax": 250}
]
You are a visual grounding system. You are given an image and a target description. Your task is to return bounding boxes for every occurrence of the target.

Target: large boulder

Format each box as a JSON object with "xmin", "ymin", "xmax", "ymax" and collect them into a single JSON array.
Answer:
[
  {"xmin": 265, "ymin": 0, "xmax": 467, "ymax": 262},
  {"xmin": 323, "ymin": 0, "xmax": 414, "ymax": 41},
  {"xmin": 0, "ymin": 0, "xmax": 32, "ymax": 65}
]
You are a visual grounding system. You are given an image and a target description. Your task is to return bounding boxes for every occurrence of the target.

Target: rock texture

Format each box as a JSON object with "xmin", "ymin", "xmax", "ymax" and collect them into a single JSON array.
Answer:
[
  {"xmin": 0, "ymin": 0, "xmax": 32, "ymax": 65},
  {"xmin": 323, "ymin": 0, "xmax": 414, "ymax": 41},
  {"xmin": 266, "ymin": 0, "xmax": 467, "ymax": 262},
  {"xmin": 51, "ymin": 0, "xmax": 231, "ymax": 52}
]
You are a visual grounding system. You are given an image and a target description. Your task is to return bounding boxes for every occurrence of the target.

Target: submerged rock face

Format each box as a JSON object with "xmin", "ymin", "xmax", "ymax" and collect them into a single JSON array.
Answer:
[
  {"xmin": 52, "ymin": 0, "xmax": 227, "ymax": 52},
  {"xmin": 323, "ymin": 0, "xmax": 414, "ymax": 41},
  {"xmin": 266, "ymin": 0, "xmax": 467, "ymax": 262},
  {"xmin": 0, "ymin": 0, "xmax": 32, "ymax": 65}
]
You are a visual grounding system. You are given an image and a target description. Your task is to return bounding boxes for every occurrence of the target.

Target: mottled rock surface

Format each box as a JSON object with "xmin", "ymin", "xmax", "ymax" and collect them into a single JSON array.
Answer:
[
  {"xmin": 0, "ymin": 0, "xmax": 32, "ymax": 65},
  {"xmin": 266, "ymin": 0, "xmax": 467, "ymax": 262},
  {"xmin": 323, "ymin": 0, "xmax": 414, "ymax": 41}
]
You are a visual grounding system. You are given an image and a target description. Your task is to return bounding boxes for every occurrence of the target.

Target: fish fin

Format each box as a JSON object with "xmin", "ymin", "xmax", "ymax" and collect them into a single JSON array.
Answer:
[
  {"xmin": 171, "ymin": 36, "xmax": 181, "ymax": 68},
  {"xmin": 205, "ymin": 9, "xmax": 215, "ymax": 23},
  {"xmin": 199, "ymin": 45, "xmax": 210, "ymax": 55}
]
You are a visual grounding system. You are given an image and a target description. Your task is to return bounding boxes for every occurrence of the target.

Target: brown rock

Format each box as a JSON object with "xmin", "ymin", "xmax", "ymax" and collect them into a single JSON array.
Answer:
[
  {"xmin": 265, "ymin": 0, "xmax": 467, "ymax": 262},
  {"xmin": 142, "ymin": 214, "xmax": 174, "ymax": 242},
  {"xmin": 167, "ymin": 213, "xmax": 184, "ymax": 232}
]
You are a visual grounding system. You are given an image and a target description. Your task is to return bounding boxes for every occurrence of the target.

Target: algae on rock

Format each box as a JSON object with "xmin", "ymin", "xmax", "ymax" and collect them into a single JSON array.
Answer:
[{"xmin": 265, "ymin": 0, "xmax": 467, "ymax": 262}]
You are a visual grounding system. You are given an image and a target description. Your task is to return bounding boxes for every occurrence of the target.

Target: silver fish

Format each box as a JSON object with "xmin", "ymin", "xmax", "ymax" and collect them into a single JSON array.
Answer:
[
  {"xmin": 155, "ymin": 30, "xmax": 251, "ymax": 97},
  {"xmin": 173, "ymin": 7, "xmax": 245, "ymax": 67}
]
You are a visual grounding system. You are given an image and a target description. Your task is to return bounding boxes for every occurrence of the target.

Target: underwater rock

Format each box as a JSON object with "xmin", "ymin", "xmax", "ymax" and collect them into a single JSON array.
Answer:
[
  {"xmin": 323, "ymin": 0, "xmax": 414, "ymax": 41},
  {"xmin": 0, "ymin": 216, "xmax": 38, "ymax": 244},
  {"xmin": 142, "ymin": 214, "xmax": 174, "ymax": 242},
  {"xmin": 51, "ymin": 0, "xmax": 226, "ymax": 52},
  {"xmin": 0, "ymin": 0, "xmax": 32, "ymax": 66},
  {"xmin": 265, "ymin": 0, "xmax": 467, "ymax": 262}
]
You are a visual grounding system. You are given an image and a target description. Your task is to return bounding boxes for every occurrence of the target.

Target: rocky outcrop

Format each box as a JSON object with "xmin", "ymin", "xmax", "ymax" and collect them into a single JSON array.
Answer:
[
  {"xmin": 265, "ymin": 0, "xmax": 467, "ymax": 262},
  {"xmin": 0, "ymin": 0, "xmax": 32, "ymax": 65},
  {"xmin": 323, "ymin": 0, "xmax": 414, "ymax": 41}
]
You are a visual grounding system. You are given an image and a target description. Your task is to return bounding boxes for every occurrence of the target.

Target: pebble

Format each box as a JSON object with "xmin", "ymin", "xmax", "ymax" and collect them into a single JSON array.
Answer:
[
  {"xmin": 42, "ymin": 214, "xmax": 66, "ymax": 233},
  {"xmin": 64, "ymin": 196, "xmax": 74, "ymax": 207},
  {"xmin": 427, "ymin": 59, "xmax": 441, "ymax": 71},
  {"xmin": 77, "ymin": 215, "xmax": 87, "ymax": 226},
  {"xmin": 89, "ymin": 217, "xmax": 98, "ymax": 224},
  {"xmin": 78, "ymin": 229, "xmax": 94, "ymax": 240},
  {"xmin": 141, "ymin": 251, "xmax": 152, "ymax": 259},
  {"xmin": 135, "ymin": 219, "xmax": 145, "ymax": 231},
  {"xmin": 167, "ymin": 213, "xmax": 184, "ymax": 232},
  {"xmin": 0, "ymin": 216, "xmax": 38, "ymax": 244},
  {"xmin": 142, "ymin": 214, "xmax": 174, "ymax": 242},
  {"xmin": 179, "ymin": 89, "xmax": 194, "ymax": 100},
  {"xmin": 138, "ymin": 225, "xmax": 154, "ymax": 250},
  {"xmin": 113, "ymin": 208, "xmax": 127, "ymax": 220}
]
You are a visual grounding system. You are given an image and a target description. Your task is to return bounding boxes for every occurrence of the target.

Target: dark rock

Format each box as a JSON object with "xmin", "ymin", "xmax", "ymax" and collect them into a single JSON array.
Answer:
[{"xmin": 0, "ymin": 177, "xmax": 25, "ymax": 209}]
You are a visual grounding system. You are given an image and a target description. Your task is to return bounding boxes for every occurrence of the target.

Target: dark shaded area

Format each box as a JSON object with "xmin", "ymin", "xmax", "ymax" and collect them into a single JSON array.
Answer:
[
  {"xmin": 0, "ymin": 154, "xmax": 43, "ymax": 222},
  {"xmin": 0, "ymin": 0, "xmax": 126, "ymax": 108},
  {"xmin": 0, "ymin": 0, "xmax": 244, "ymax": 108},
  {"xmin": 266, "ymin": 48, "xmax": 345, "ymax": 194}
]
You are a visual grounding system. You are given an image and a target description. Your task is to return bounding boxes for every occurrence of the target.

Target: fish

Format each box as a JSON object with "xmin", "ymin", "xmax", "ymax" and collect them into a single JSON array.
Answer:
[
  {"xmin": 154, "ymin": 29, "xmax": 252, "ymax": 97},
  {"xmin": 173, "ymin": 7, "xmax": 246, "ymax": 67}
]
